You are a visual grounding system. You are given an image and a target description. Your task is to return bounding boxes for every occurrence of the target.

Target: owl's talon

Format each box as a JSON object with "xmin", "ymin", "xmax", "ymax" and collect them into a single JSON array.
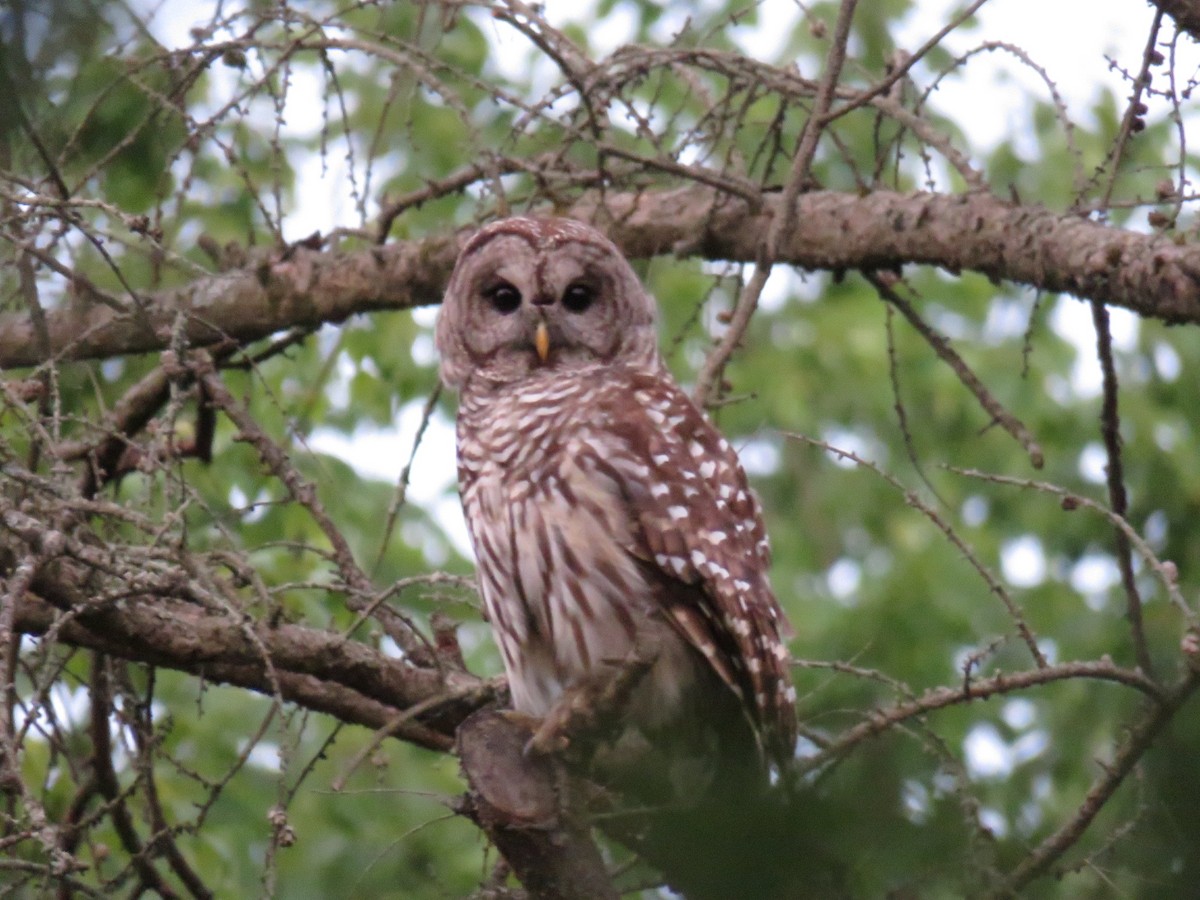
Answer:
[
  {"xmin": 525, "ymin": 709, "xmax": 572, "ymax": 757},
  {"xmin": 523, "ymin": 728, "xmax": 568, "ymax": 759}
]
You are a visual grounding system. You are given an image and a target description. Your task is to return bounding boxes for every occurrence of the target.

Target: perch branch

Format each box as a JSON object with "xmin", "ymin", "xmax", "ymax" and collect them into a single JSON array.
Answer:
[{"xmin": 6, "ymin": 188, "xmax": 1200, "ymax": 368}]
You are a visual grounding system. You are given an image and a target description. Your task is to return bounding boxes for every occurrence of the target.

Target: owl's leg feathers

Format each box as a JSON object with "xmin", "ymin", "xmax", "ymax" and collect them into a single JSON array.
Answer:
[{"xmin": 524, "ymin": 640, "xmax": 661, "ymax": 761}]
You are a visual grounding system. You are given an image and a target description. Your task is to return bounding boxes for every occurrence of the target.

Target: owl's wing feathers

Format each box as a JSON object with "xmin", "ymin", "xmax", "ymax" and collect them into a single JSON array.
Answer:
[{"xmin": 593, "ymin": 371, "xmax": 797, "ymax": 763}]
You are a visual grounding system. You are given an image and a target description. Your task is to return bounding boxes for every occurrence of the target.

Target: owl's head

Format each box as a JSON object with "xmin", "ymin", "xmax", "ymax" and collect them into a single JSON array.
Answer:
[{"xmin": 436, "ymin": 217, "xmax": 661, "ymax": 390}]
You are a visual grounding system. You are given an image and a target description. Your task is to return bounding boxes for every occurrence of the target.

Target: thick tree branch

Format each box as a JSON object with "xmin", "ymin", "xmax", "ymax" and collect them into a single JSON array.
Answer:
[
  {"xmin": 457, "ymin": 711, "xmax": 619, "ymax": 900},
  {"xmin": 0, "ymin": 232, "xmax": 460, "ymax": 367},
  {"xmin": 5, "ymin": 188, "xmax": 1200, "ymax": 369},
  {"xmin": 14, "ymin": 574, "xmax": 495, "ymax": 750}
]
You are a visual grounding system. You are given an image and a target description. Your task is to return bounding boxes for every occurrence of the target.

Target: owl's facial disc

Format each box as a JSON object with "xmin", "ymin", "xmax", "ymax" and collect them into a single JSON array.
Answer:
[
  {"xmin": 471, "ymin": 244, "xmax": 616, "ymax": 372},
  {"xmin": 438, "ymin": 219, "xmax": 663, "ymax": 390}
]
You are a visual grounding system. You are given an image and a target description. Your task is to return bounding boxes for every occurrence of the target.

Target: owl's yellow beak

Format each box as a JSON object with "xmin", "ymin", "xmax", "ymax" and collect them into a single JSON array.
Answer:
[{"xmin": 534, "ymin": 321, "xmax": 550, "ymax": 362}]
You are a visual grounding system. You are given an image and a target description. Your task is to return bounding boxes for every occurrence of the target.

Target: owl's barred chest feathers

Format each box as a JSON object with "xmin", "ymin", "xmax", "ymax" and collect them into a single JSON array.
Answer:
[
  {"xmin": 458, "ymin": 364, "xmax": 621, "ymax": 496},
  {"xmin": 457, "ymin": 364, "xmax": 706, "ymax": 723}
]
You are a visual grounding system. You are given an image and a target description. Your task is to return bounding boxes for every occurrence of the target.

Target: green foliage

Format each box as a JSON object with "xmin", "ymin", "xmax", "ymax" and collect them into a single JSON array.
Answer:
[{"xmin": 2, "ymin": 0, "xmax": 1197, "ymax": 896}]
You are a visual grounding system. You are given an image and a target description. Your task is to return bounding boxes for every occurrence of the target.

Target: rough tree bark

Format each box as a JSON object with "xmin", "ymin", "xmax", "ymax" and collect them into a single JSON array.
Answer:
[{"xmin": 4, "ymin": 187, "xmax": 1200, "ymax": 369}]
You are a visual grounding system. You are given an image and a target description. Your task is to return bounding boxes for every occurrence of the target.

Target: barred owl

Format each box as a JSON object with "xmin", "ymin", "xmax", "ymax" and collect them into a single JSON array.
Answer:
[{"xmin": 437, "ymin": 216, "xmax": 797, "ymax": 776}]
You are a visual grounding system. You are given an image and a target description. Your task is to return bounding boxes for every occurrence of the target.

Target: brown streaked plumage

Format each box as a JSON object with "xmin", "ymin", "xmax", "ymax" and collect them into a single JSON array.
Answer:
[{"xmin": 436, "ymin": 216, "xmax": 797, "ymax": 771}]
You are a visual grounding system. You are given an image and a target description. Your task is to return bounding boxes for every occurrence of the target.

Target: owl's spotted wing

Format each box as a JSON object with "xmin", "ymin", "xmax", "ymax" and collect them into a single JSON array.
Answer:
[{"xmin": 592, "ymin": 370, "xmax": 797, "ymax": 766}]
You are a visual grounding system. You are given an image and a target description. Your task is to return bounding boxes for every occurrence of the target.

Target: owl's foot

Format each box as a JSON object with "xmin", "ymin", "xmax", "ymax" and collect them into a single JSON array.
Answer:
[
  {"xmin": 495, "ymin": 708, "xmax": 541, "ymax": 731},
  {"xmin": 523, "ymin": 646, "xmax": 660, "ymax": 761},
  {"xmin": 523, "ymin": 683, "xmax": 597, "ymax": 758}
]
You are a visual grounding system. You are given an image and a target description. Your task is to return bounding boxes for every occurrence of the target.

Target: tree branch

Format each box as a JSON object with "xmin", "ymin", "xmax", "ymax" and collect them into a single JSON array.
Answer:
[
  {"xmin": 795, "ymin": 659, "xmax": 1166, "ymax": 776},
  {"xmin": 997, "ymin": 671, "xmax": 1200, "ymax": 894},
  {"xmin": 5, "ymin": 188, "xmax": 1200, "ymax": 369},
  {"xmin": 457, "ymin": 710, "xmax": 619, "ymax": 900},
  {"xmin": 14, "ymin": 577, "xmax": 494, "ymax": 750}
]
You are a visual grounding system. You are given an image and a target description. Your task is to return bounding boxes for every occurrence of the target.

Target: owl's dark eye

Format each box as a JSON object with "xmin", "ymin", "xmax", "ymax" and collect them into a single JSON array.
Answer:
[
  {"xmin": 484, "ymin": 282, "xmax": 522, "ymax": 315},
  {"xmin": 562, "ymin": 282, "xmax": 596, "ymax": 313}
]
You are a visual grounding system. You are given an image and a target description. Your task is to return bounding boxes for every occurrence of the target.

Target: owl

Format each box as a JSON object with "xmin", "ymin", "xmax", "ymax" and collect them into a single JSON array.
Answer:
[{"xmin": 436, "ymin": 216, "xmax": 797, "ymax": 778}]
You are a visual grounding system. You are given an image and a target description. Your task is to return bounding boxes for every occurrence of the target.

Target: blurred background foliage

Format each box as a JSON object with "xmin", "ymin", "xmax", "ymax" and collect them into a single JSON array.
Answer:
[{"xmin": 3, "ymin": 0, "xmax": 1199, "ymax": 896}]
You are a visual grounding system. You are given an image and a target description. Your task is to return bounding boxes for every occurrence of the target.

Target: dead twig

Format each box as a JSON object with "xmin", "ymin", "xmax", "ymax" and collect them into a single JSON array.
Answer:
[
  {"xmin": 693, "ymin": 0, "xmax": 860, "ymax": 406},
  {"xmin": 869, "ymin": 271, "xmax": 1044, "ymax": 469}
]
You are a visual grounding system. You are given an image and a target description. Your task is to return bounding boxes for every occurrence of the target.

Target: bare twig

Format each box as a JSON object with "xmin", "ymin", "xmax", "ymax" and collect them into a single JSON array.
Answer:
[
  {"xmin": 788, "ymin": 434, "xmax": 1048, "ymax": 666},
  {"xmin": 883, "ymin": 304, "xmax": 948, "ymax": 505},
  {"xmin": 1085, "ymin": 11, "xmax": 1165, "ymax": 681},
  {"xmin": 374, "ymin": 382, "xmax": 442, "ymax": 573},
  {"xmin": 947, "ymin": 467, "xmax": 1198, "ymax": 628},
  {"xmin": 86, "ymin": 658, "xmax": 185, "ymax": 899},
  {"xmin": 190, "ymin": 353, "xmax": 434, "ymax": 664},
  {"xmin": 693, "ymin": 0, "xmax": 859, "ymax": 405},
  {"xmin": 869, "ymin": 272, "xmax": 1044, "ymax": 468},
  {"xmin": 796, "ymin": 658, "xmax": 1166, "ymax": 777},
  {"xmin": 997, "ymin": 671, "xmax": 1199, "ymax": 895}
]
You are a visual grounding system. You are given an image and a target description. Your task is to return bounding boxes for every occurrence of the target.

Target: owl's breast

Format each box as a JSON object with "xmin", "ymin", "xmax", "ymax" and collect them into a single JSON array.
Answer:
[{"xmin": 456, "ymin": 374, "xmax": 692, "ymax": 719}]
